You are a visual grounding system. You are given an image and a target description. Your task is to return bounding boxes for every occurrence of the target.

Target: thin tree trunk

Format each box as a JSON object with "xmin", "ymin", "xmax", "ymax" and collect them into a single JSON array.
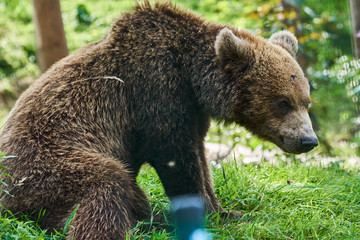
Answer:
[
  {"xmin": 33, "ymin": 0, "xmax": 68, "ymax": 72},
  {"xmin": 350, "ymin": 0, "xmax": 360, "ymax": 58}
]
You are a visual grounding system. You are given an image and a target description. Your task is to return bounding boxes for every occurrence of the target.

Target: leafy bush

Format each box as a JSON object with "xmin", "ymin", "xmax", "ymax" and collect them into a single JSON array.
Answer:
[{"xmin": 310, "ymin": 56, "xmax": 360, "ymax": 155}]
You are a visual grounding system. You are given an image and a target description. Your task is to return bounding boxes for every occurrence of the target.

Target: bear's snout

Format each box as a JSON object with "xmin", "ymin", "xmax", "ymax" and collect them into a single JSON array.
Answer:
[
  {"xmin": 276, "ymin": 109, "xmax": 318, "ymax": 154},
  {"xmin": 300, "ymin": 137, "xmax": 318, "ymax": 152},
  {"xmin": 279, "ymin": 133, "xmax": 318, "ymax": 154}
]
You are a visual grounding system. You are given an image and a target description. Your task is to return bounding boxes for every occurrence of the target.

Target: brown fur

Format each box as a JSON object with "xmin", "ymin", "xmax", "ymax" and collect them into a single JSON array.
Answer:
[{"xmin": 0, "ymin": 1, "xmax": 317, "ymax": 239}]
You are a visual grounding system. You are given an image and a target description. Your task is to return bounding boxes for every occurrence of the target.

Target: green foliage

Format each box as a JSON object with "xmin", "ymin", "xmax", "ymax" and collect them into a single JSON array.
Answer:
[
  {"xmin": 310, "ymin": 56, "xmax": 360, "ymax": 155},
  {"xmin": 0, "ymin": 0, "xmax": 38, "ymax": 81},
  {"xmin": 0, "ymin": 211, "xmax": 48, "ymax": 240},
  {"xmin": 75, "ymin": 4, "xmax": 94, "ymax": 27},
  {"xmin": 0, "ymin": 0, "xmax": 38, "ymax": 110}
]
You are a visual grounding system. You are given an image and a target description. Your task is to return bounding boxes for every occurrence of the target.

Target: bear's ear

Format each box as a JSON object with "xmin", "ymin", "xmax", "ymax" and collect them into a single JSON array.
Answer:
[
  {"xmin": 269, "ymin": 31, "xmax": 298, "ymax": 57},
  {"xmin": 215, "ymin": 28, "xmax": 254, "ymax": 71}
]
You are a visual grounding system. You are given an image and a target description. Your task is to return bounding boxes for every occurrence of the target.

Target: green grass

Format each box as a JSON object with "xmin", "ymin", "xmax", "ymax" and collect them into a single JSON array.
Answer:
[
  {"xmin": 132, "ymin": 161, "xmax": 360, "ymax": 239},
  {"xmin": 2, "ymin": 159, "xmax": 358, "ymax": 239},
  {"xmin": 213, "ymin": 160, "xmax": 360, "ymax": 239},
  {"xmin": 0, "ymin": 210, "xmax": 57, "ymax": 240}
]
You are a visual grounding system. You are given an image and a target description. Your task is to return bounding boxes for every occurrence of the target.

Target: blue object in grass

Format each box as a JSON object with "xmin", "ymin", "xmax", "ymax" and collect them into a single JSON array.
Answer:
[
  {"xmin": 189, "ymin": 229, "xmax": 211, "ymax": 240},
  {"xmin": 171, "ymin": 195, "xmax": 212, "ymax": 240}
]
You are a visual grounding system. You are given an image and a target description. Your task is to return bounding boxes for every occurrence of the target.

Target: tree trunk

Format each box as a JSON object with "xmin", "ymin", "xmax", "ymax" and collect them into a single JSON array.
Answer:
[
  {"xmin": 33, "ymin": 0, "xmax": 68, "ymax": 72},
  {"xmin": 350, "ymin": 0, "xmax": 360, "ymax": 58}
]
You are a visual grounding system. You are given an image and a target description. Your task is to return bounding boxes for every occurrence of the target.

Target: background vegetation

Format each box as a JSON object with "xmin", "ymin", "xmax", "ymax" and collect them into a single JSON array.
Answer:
[{"xmin": 0, "ymin": 0, "xmax": 359, "ymax": 239}]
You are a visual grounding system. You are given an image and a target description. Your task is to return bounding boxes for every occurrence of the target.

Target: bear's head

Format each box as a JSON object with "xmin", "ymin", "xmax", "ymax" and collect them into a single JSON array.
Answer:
[{"xmin": 215, "ymin": 28, "xmax": 318, "ymax": 154}]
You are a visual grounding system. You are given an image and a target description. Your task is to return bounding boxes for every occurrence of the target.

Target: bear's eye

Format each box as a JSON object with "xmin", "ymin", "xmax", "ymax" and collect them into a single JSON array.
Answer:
[
  {"xmin": 278, "ymin": 100, "xmax": 292, "ymax": 110},
  {"xmin": 290, "ymin": 75, "xmax": 296, "ymax": 84}
]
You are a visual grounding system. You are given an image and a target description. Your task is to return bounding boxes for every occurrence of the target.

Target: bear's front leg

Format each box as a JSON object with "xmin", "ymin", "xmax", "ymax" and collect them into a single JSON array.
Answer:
[
  {"xmin": 149, "ymin": 144, "xmax": 241, "ymax": 219},
  {"xmin": 198, "ymin": 144, "xmax": 244, "ymax": 220},
  {"xmin": 150, "ymin": 147, "xmax": 207, "ymax": 198}
]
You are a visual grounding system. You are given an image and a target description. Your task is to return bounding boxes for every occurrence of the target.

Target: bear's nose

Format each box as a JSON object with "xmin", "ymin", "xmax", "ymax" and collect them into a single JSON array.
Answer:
[{"xmin": 300, "ymin": 137, "xmax": 318, "ymax": 152}]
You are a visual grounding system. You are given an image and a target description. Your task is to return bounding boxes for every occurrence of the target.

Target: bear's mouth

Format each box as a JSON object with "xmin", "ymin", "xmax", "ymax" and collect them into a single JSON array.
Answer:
[
  {"xmin": 276, "ymin": 135, "xmax": 300, "ymax": 154},
  {"xmin": 277, "ymin": 135, "xmax": 293, "ymax": 154}
]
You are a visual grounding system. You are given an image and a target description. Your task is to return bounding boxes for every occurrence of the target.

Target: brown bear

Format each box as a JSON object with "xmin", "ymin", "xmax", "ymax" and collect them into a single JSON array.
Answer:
[{"xmin": 0, "ymin": 1, "xmax": 318, "ymax": 239}]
